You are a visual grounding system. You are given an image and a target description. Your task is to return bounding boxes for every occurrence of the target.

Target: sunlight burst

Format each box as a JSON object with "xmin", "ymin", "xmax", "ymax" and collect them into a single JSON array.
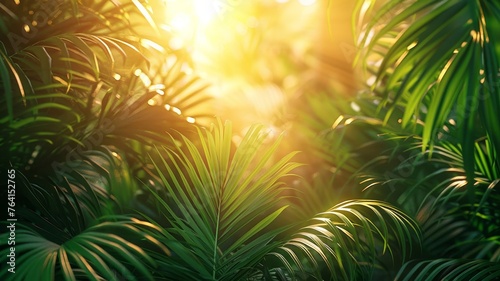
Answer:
[{"xmin": 164, "ymin": 0, "xmax": 219, "ymax": 44}]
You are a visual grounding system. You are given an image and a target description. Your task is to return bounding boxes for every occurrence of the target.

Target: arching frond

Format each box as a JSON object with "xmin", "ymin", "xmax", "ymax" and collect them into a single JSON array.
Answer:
[
  {"xmin": 0, "ymin": 217, "xmax": 166, "ymax": 281},
  {"xmin": 357, "ymin": 0, "xmax": 500, "ymax": 183},
  {"xmin": 396, "ymin": 258, "xmax": 500, "ymax": 281},
  {"xmin": 0, "ymin": 174, "xmax": 168, "ymax": 281},
  {"xmin": 271, "ymin": 200, "xmax": 420, "ymax": 280}
]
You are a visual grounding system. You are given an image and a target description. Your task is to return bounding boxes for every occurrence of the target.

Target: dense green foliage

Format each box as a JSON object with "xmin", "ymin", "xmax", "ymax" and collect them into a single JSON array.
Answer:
[{"xmin": 1, "ymin": 0, "xmax": 499, "ymax": 280}]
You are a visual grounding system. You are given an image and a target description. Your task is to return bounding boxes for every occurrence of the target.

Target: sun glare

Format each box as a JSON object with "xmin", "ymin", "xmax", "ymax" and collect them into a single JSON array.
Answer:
[
  {"xmin": 160, "ymin": 0, "xmax": 331, "ymax": 137},
  {"xmin": 193, "ymin": 0, "xmax": 218, "ymax": 24},
  {"xmin": 164, "ymin": 0, "xmax": 219, "ymax": 47}
]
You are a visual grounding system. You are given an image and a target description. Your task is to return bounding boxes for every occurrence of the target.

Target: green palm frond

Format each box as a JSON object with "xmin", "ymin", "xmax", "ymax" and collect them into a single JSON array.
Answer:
[
  {"xmin": 417, "ymin": 199, "xmax": 500, "ymax": 261},
  {"xmin": 293, "ymin": 91, "xmax": 357, "ymax": 173},
  {"xmin": 0, "ymin": 173, "xmax": 168, "ymax": 281},
  {"xmin": 395, "ymin": 258, "xmax": 500, "ymax": 281},
  {"xmin": 356, "ymin": 0, "xmax": 500, "ymax": 183},
  {"xmin": 402, "ymin": 140, "xmax": 500, "ymax": 217},
  {"xmin": 0, "ymin": 0, "xmax": 157, "ymax": 92},
  {"xmin": 301, "ymin": 93, "xmax": 421, "ymax": 203},
  {"xmin": 354, "ymin": 134, "xmax": 500, "ymax": 267},
  {"xmin": 147, "ymin": 53, "xmax": 212, "ymax": 122},
  {"xmin": 144, "ymin": 120, "xmax": 301, "ymax": 280},
  {"xmin": 271, "ymin": 200, "xmax": 420, "ymax": 280},
  {"xmin": 0, "ymin": 217, "xmax": 167, "ymax": 281},
  {"xmin": 0, "ymin": 0, "xmax": 156, "ymax": 166},
  {"xmin": 137, "ymin": 120, "xmax": 422, "ymax": 280},
  {"xmin": 1, "ymin": 0, "xmax": 212, "ymax": 180}
]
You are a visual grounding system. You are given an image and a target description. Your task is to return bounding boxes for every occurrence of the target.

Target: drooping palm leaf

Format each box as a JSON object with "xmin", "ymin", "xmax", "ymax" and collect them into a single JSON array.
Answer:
[
  {"xmin": 1, "ymin": 0, "xmax": 212, "ymax": 191},
  {"xmin": 356, "ymin": 0, "xmax": 500, "ymax": 185}
]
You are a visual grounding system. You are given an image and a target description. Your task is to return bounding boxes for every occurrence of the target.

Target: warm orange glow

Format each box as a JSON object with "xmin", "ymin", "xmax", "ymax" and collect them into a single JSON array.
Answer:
[
  {"xmin": 159, "ymin": 0, "xmax": 357, "ymax": 140},
  {"xmin": 163, "ymin": 0, "xmax": 220, "ymax": 51}
]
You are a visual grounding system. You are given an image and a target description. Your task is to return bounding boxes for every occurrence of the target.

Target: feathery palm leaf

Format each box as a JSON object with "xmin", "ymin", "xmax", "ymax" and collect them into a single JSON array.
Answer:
[
  {"xmin": 144, "ymin": 120, "xmax": 300, "ymax": 280},
  {"xmin": 395, "ymin": 258, "xmax": 500, "ymax": 281},
  {"xmin": 356, "ymin": 0, "xmax": 500, "ymax": 185},
  {"xmin": 1, "ymin": 0, "xmax": 212, "ymax": 184},
  {"xmin": 271, "ymin": 200, "xmax": 420, "ymax": 280},
  {"xmin": 352, "ymin": 129, "xmax": 500, "ymax": 276},
  {"xmin": 0, "ymin": 217, "xmax": 167, "ymax": 281},
  {"xmin": 140, "ymin": 120, "xmax": 421, "ymax": 280},
  {"xmin": 0, "ymin": 172, "xmax": 169, "ymax": 281}
]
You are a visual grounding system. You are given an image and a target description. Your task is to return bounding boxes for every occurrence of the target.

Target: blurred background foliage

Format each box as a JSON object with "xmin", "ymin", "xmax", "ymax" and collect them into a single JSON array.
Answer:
[{"xmin": 1, "ymin": 0, "xmax": 499, "ymax": 280}]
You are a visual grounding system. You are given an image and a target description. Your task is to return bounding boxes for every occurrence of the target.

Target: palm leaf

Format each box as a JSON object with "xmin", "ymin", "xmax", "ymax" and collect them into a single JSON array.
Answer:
[
  {"xmin": 0, "ymin": 173, "xmax": 168, "ymax": 281},
  {"xmin": 1, "ymin": 0, "xmax": 212, "ymax": 185},
  {"xmin": 356, "ymin": 0, "xmax": 500, "ymax": 185},
  {"xmin": 270, "ymin": 200, "xmax": 421, "ymax": 280},
  {"xmin": 396, "ymin": 258, "xmax": 500, "ymax": 281},
  {"xmin": 0, "ymin": 217, "xmax": 167, "ymax": 281},
  {"xmin": 145, "ymin": 120, "xmax": 301, "ymax": 280}
]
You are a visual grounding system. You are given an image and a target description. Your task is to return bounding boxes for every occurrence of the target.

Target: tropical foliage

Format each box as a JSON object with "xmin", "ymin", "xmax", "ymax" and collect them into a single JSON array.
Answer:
[{"xmin": 1, "ymin": 0, "xmax": 499, "ymax": 280}]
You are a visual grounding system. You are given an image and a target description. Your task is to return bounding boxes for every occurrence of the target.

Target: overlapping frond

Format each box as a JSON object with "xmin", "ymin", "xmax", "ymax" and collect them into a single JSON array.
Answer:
[
  {"xmin": 356, "ymin": 0, "xmax": 500, "ymax": 183},
  {"xmin": 0, "ymin": 174, "xmax": 168, "ymax": 281},
  {"xmin": 0, "ymin": 217, "xmax": 167, "ymax": 281},
  {"xmin": 0, "ymin": 0, "xmax": 212, "ymax": 180},
  {"xmin": 271, "ymin": 200, "xmax": 420, "ymax": 280},
  {"xmin": 396, "ymin": 258, "xmax": 500, "ymax": 281}
]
